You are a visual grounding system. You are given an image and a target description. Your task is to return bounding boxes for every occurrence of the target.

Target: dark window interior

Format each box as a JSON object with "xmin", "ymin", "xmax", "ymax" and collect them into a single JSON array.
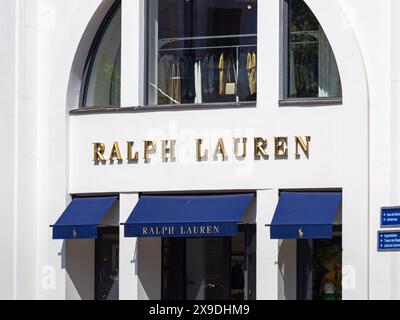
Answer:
[
  {"xmin": 297, "ymin": 227, "xmax": 342, "ymax": 300},
  {"xmin": 162, "ymin": 224, "xmax": 256, "ymax": 300},
  {"xmin": 95, "ymin": 227, "xmax": 119, "ymax": 300}
]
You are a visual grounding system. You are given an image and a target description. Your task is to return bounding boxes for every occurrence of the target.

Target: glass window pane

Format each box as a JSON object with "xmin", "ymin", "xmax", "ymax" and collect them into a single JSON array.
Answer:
[
  {"xmin": 148, "ymin": 0, "xmax": 257, "ymax": 106},
  {"xmin": 288, "ymin": 0, "xmax": 342, "ymax": 99},
  {"xmin": 185, "ymin": 237, "xmax": 231, "ymax": 300},
  {"xmin": 84, "ymin": 5, "xmax": 121, "ymax": 107},
  {"xmin": 95, "ymin": 227, "xmax": 119, "ymax": 300}
]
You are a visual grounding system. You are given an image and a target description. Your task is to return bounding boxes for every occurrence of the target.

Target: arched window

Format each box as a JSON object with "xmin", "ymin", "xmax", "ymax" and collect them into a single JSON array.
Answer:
[
  {"xmin": 81, "ymin": 1, "xmax": 121, "ymax": 107},
  {"xmin": 147, "ymin": 0, "xmax": 258, "ymax": 106},
  {"xmin": 283, "ymin": 0, "xmax": 342, "ymax": 101}
]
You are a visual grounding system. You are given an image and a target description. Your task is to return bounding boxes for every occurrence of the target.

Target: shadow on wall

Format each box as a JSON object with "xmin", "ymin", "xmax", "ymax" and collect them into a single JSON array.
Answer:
[
  {"xmin": 137, "ymin": 238, "xmax": 162, "ymax": 300},
  {"xmin": 64, "ymin": 240, "xmax": 95, "ymax": 300},
  {"xmin": 278, "ymin": 239, "xmax": 297, "ymax": 300}
]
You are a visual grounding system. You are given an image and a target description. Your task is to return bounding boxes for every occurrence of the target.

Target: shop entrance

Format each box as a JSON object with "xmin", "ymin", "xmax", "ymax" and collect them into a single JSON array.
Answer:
[
  {"xmin": 161, "ymin": 225, "xmax": 256, "ymax": 300},
  {"xmin": 95, "ymin": 227, "xmax": 119, "ymax": 300},
  {"xmin": 297, "ymin": 227, "xmax": 342, "ymax": 300}
]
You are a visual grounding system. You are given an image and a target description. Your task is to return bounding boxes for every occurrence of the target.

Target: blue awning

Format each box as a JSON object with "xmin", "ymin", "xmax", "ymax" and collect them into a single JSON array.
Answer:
[
  {"xmin": 269, "ymin": 192, "xmax": 342, "ymax": 239},
  {"xmin": 51, "ymin": 196, "xmax": 118, "ymax": 239},
  {"xmin": 123, "ymin": 194, "xmax": 254, "ymax": 238}
]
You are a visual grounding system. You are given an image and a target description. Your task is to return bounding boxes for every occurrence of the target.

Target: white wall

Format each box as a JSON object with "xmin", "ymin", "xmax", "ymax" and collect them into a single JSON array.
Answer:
[
  {"xmin": 65, "ymin": 240, "xmax": 95, "ymax": 300},
  {"xmin": 0, "ymin": 0, "xmax": 19, "ymax": 299},
  {"xmin": 4, "ymin": 0, "xmax": 396, "ymax": 300}
]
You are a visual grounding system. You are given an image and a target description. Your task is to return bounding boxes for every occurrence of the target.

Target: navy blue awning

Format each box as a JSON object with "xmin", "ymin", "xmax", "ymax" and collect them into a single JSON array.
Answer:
[
  {"xmin": 269, "ymin": 192, "xmax": 342, "ymax": 239},
  {"xmin": 123, "ymin": 194, "xmax": 254, "ymax": 238},
  {"xmin": 52, "ymin": 196, "xmax": 118, "ymax": 239}
]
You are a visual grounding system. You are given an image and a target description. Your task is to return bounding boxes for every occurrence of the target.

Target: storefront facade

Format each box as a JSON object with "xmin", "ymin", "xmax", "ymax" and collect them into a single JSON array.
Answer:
[{"xmin": 3, "ymin": 0, "xmax": 400, "ymax": 300}]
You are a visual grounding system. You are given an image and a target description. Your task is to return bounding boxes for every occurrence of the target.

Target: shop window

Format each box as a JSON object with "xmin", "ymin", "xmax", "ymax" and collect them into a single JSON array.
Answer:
[
  {"xmin": 161, "ymin": 225, "xmax": 256, "ymax": 300},
  {"xmin": 297, "ymin": 226, "xmax": 342, "ymax": 300},
  {"xmin": 81, "ymin": 1, "xmax": 121, "ymax": 107},
  {"xmin": 281, "ymin": 0, "xmax": 342, "ymax": 102},
  {"xmin": 147, "ymin": 0, "xmax": 257, "ymax": 106},
  {"xmin": 95, "ymin": 227, "xmax": 119, "ymax": 300}
]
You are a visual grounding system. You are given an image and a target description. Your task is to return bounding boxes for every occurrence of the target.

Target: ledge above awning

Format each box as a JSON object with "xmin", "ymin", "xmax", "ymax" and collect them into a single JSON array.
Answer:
[
  {"xmin": 51, "ymin": 196, "xmax": 118, "ymax": 240},
  {"xmin": 269, "ymin": 192, "xmax": 342, "ymax": 240},
  {"xmin": 123, "ymin": 194, "xmax": 254, "ymax": 238}
]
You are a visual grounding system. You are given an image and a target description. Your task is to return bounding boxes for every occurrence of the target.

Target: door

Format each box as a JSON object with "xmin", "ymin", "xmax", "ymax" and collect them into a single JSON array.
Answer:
[{"xmin": 95, "ymin": 227, "xmax": 119, "ymax": 300}]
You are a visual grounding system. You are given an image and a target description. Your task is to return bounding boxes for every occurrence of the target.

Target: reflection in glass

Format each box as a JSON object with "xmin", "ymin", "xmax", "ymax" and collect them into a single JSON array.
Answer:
[
  {"xmin": 84, "ymin": 5, "xmax": 121, "ymax": 107},
  {"xmin": 148, "ymin": 0, "xmax": 258, "ymax": 105},
  {"xmin": 297, "ymin": 236, "xmax": 342, "ymax": 300},
  {"xmin": 162, "ymin": 225, "xmax": 256, "ymax": 300},
  {"xmin": 95, "ymin": 228, "xmax": 119, "ymax": 300},
  {"xmin": 288, "ymin": 0, "xmax": 342, "ymax": 98}
]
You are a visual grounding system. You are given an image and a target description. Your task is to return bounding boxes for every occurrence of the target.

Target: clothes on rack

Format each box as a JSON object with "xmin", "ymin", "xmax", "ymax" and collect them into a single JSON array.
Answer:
[
  {"xmin": 219, "ymin": 53, "xmax": 225, "ymax": 95},
  {"xmin": 157, "ymin": 54, "xmax": 181, "ymax": 104},
  {"xmin": 194, "ymin": 60, "xmax": 202, "ymax": 104},
  {"xmin": 201, "ymin": 55, "xmax": 215, "ymax": 95},
  {"xmin": 247, "ymin": 51, "xmax": 257, "ymax": 95},
  {"xmin": 181, "ymin": 55, "xmax": 196, "ymax": 103},
  {"xmin": 157, "ymin": 48, "xmax": 256, "ymax": 105}
]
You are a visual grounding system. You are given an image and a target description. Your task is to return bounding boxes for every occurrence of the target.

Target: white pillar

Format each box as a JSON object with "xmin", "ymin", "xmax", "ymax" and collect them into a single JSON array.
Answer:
[
  {"xmin": 119, "ymin": 193, "xmax": 139, "ymax": 300},
  {"xmin": 121, "ymin": 0, "xmax": 146, "ymax": 106},
  {"xmin": 256, "ymin": 189, "xmax": 279, "ymax": 300}
]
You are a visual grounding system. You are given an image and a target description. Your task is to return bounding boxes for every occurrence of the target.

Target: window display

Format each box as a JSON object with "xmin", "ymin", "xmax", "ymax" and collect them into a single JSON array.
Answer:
[
  {"xmin": 95, "ymin": 227, "xmax": 119, "ymax": 300},
  {"xmin": 148, "ymin": 0, "xmax": 257, "ymax": 106},
  {"xmin": 162, "ymin": 225, "xmax": 256, "ymax": 300},
  {"xmin": 297, "ymin": 234, "xmax": 342, "ymax": 300},
  {"xmin": 286, "ymin": 0, "xmax": 342, "ymax": 99}
]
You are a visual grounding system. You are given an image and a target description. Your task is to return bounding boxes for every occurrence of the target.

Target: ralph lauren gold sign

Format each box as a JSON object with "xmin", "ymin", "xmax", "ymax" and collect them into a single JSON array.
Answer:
[
  {"xmin": 93, "ymin": 136, "xmax": 311, "ymax": 163},
  {"xmin": 142, "ymin": 225, "xmax": 221, "ymax": 236}
]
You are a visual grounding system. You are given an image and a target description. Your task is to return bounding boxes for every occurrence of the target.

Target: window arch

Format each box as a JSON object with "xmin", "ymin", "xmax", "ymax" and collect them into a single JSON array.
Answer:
[
  {"xmin": 283, "ymin": 0, "xmax": 342, "ymax": 101},
  {"xmin": 81, "ymin": 0, "xmax": 121, "ymax": 107}
]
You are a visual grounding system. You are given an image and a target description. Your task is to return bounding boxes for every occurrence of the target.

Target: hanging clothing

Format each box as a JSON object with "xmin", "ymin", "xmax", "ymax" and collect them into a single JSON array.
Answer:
[
  {"xmin": 237, "ymin": 52, "xmax": 251, "ymax": 100},
  {"xmin": 247, "ymin": 52, "xmax": 257, "ymax": 95},
  {"xmin": 225, "ymin": 54, "xmax": 237, "ymax": 95},
  {"xmin": 171, "ymin": 60, "xmax": 181, "ymax": 104},
  {"xmin": 219, "ymin": 53, "xmax": 225, "ymax": 95},
  {"xmin": 194, "ymin": 60, "xmax": 202, "ymax": 104},
  {"xmin": 158, "ymin": 54, "xmax": 175, "ymax": 104},
  {"xmin": 202, "ymin": 55, "xmax": 215, "ymax": 96},
  {"xmin": 181, "ymin": 55, "xmax": 196, "ymax": 103}
]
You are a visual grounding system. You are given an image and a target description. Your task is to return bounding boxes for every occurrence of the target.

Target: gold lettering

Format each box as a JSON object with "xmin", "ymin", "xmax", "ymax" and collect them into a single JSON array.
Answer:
[
  {"xmin": 162, "ymin": 140, "xmax": 177, "ymax": 162},
  {"xmin": 254, "ymin": 137, "xmax": 269, "ymax": 159},
  {"xmin": 295, "ymin": 136, "xmax": 311, "ymax": 158},
  {"xmin": 234, "ymin": 138, "xmax": 247, "ymax": 158},
  {"xmin": 142, "ymin": 227, "xmax": 148, "ymax": 235},
  {"xmin": 200, "ymin": 226, "xmax": 206, "ymax": 234},
  {"xmin": 274, "ymin": 137, "xmax": 289, "ymax": 158},
  {"xmin": 213, "ymin": 226, "xmax": 220, "ymax": 234},
  {"xmin": 168, "ymin": 227, "xmax": 175, "ymax": 235},
  {"xmin": 180, "ymin": 226, "xmax": 185, "ymax": 235},
  {"xmin": 93, "ymin": 143, "xmax": 106, "ymax": 161},
  {"xmin": 215, "ymin": 138, "xmax": 228, "ymax": 161},
  {"xmin": 127, "ymin": 141, "xmax": 139, "ymax": 161},
  {"xmin": 109, "ymin": 142, "xmax": 123, "ymax": 161},
  {"xmin": 196, "ymin": 139, "xmax": 209, "ymax": 161},
  {"xmin": 207, "ymin": 226, "xmax": 213, "ymax": 234},
  {"xmin": 144, "ymin": 141, "xmax": 157, "ymax": 162}
]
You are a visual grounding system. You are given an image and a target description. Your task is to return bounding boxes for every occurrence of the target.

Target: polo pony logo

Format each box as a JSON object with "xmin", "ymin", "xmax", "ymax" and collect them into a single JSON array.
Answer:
[
  {"xmin": 72, "ymin": 228, "xmax": 77, "ymax": 239},
  {"xmin": 298, "ymin": 228, "xmax": 304, "ymax": 239}
]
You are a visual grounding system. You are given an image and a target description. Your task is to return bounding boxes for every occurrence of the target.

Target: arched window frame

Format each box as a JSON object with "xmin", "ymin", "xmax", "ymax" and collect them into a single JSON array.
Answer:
[
  {"xmin": 280, "ymin": 0, "xmax": 343, "ymax": 106},
  {"xmin": 80, "ymin": 0, "xmax": 121, "ymax": 108}
]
